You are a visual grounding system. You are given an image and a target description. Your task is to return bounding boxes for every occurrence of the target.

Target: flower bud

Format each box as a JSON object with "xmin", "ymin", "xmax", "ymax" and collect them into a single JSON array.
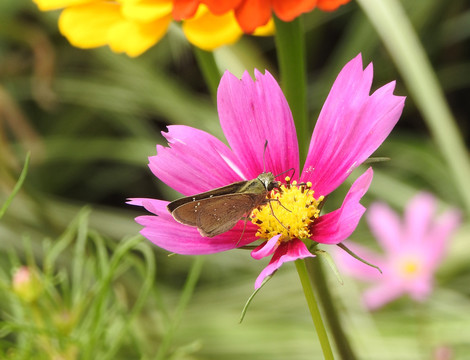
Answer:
[{"xmin": 12, "ymin": 266, "xmax": 42, "ymax": 302}]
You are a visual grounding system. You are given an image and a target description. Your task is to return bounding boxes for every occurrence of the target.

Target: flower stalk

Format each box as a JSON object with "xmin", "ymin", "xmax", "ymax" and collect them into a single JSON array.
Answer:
[
  {"xmin": 295, "ymin": 259, "xmax": 335, "ymax": 360},
  {"xmin": 193, "ymin": 47, "xmax": 221, "ymax": 102},
  {"xmin": 305, "ymin": 257, "xmax": 357, "ymax": 360},
  {"xmin": 274, "ymin": 16, "xmax": 308, "ymax": 164}
]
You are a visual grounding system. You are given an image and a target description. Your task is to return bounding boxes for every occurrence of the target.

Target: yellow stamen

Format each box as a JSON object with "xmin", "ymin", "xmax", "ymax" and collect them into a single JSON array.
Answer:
[{"xmin": 251, "ymin": 178, "xmax": 324, "ymax": 241}]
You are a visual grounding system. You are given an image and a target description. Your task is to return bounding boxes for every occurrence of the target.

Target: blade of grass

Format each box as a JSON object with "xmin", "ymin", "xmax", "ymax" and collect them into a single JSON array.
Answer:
[
  {"xmin": 155, "ymin": 256, "xmax": 204, "ymax": 360},
  {"xmin": 0, "ymin": 152, "xmax": 30, "ymax": 220},
  {"xmin": 357, "ymin": 0, "xmax": 470, "ymax": 214}
]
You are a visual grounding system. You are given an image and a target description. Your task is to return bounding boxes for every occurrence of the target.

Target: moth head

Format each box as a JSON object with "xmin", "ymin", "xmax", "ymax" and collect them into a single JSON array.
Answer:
[{"xmin": 258, "ymin": 172, "xmax": 277, "ymax": 191}]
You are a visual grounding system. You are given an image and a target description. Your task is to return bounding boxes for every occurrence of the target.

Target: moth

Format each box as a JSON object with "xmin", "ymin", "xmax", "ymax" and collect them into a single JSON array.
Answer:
[{"xmin": 167, "ymin": 172, "xmax": 278, "ymax": 237}]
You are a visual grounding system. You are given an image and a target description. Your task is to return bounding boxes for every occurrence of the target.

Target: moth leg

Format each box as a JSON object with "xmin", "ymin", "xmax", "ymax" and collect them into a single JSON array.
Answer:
[
  {"xmin": 268, "ymin": 201, "xmax": 289, "ymax": 231},
  {"xmin": 235, "ymin": 217, "xmax": 249, "ymax": 247},
  {"xmin": 269, "ymin": 198, "xmax": 292, "ymax": 213}
]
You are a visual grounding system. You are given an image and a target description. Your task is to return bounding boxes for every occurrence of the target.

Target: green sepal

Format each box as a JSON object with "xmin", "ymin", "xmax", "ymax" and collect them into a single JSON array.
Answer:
[
  {"xmin": 239, "ymin": 274, "xmax": 273, "ymax": 323},
  {"xmin": 363, "ymin": 156, "xmax": 391, "ymax": 164},
  {"xmin": 337, "ymin": 243, "xmax": 382, "ymax": 274}
]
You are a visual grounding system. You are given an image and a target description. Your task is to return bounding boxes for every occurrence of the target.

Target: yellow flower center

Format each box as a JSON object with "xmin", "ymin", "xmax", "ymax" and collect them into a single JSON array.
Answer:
[
  {"xmin": 397, "ymin": 257, "xmax": 421, "ymax": 279},
  {"xmin": 251, "ymin": 177, "xmax": 324, "ymax": 241}
]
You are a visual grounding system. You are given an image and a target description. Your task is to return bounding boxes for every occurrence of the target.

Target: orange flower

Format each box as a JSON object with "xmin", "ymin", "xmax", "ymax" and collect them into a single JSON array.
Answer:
[
  {"xmin": 317, "ymin": 0, "xmax": 352, "ymax": 11},
  {"xmin": 173, "ymin": 0, "xmax": 351, "ymax": 33},
  {"xmin": 33, "ymin": 0, "xmax": 271, "ymax": 56},
  {"xmin": 172, "ymin": 0, "xmax": 242, "ymax": 20}
]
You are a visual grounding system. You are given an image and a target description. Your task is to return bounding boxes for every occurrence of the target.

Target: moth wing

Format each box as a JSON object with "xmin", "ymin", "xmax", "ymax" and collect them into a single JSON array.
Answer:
[
  {"xmin": 170, "ymin": 192, "xmax": 256, "ymax": 229},
  {"xmin": 167, "ymin": 181, "xmax": 249, "ymax": 214},
  {"xmin": 170, "ymin": 201, "xmax": 200, "ymax": 227},
  {"xmin": 195, "ymin": 193, "xmax": 259, "ymax": 237}
]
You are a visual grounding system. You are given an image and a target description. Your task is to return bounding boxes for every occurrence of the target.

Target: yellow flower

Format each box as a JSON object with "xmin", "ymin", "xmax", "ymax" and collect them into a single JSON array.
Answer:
[{"xmin": 33, "ymin": 0, "xmax": 274, "ymax": 56}]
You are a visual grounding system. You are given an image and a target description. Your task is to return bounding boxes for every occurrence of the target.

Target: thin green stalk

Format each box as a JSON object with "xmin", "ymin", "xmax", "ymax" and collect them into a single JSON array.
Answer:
[
  {"xmin": 295, "ymin": 259, "xmax": 335, "ymax": 360},
  {"xmin": 274, "ymin": 16, "xmax": 308, "ymax": 165},
  {"xmin": 193, "ymin": 47, "xmax": 221, "ymax": 102},
  {"xmin": 155, "ymin": 256, "xmax": 204, "ymax": 360},
  {"xmin": 357, "ymin": 0, "xmax": 470, "ymax": 214},
  {"xmin": 0, "ymin": 152, "xmax": 30, "ymax": 220},
  {"xmin": 305, "ymin": 257, "xmax": 357, "ymax": 360}
]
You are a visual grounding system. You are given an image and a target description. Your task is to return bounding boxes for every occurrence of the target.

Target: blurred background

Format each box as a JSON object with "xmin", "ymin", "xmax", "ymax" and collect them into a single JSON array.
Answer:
[{"xmin": 0, "ymin": 0, "xmax": 469, "ymax": 358}]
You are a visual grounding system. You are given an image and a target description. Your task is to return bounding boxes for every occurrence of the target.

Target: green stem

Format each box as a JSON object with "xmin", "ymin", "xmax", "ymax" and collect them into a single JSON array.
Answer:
[
  {"xmin": 274, "ymin": 16, "xmax": 308, "ymax": 165},
  {"xmin": 295, "ymin": 259, "xmax": 334, "ymax": 360},
  {"xmin": 193, "ymin": 47, "xmax": 221, "ymax": 102},
  {"xmin": 357, "ymin": 0, "xmax": 470, "ymax": 215},
  {"xmin": 305, "ymin": 257, "xmax": 357, "ymax": 360}
]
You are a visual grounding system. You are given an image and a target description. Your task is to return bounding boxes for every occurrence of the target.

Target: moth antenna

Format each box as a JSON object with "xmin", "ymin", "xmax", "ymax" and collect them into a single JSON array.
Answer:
[
  {"xmin": 275, "ymin": 167, "xmax": 295, "ymax": 179},
  {"xmin": 262, "ymin": 140, "xmax": 268, "ymax": 173}
]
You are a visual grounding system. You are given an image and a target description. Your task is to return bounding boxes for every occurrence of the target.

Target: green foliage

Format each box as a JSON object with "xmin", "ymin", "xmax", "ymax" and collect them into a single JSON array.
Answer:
[{"xmin": 0, "ymin": 210, "xmax": 157, "ymax": 359}]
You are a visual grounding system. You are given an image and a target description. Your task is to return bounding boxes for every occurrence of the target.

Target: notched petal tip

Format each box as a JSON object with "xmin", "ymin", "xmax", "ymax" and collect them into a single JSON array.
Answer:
[
  {"xmin": 217, "ymin": 67, "xmax": 299, "ymax": 179},
  {"xmin": 220, "ymin": 69, "xmax": 239, "ymax": 84},
  {"xmin": 126, "ymin": 198, "xmax": 143, "ymax": 206}
]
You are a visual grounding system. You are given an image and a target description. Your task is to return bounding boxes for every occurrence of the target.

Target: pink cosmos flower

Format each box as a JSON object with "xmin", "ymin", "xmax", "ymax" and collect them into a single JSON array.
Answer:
[
  {"xmin": 128, "ymin": 54, "xmax": 405, "ymax": 289},
  {"xmin": 335, "ymin": 192, "xmax": 461, "ymax": 310}
]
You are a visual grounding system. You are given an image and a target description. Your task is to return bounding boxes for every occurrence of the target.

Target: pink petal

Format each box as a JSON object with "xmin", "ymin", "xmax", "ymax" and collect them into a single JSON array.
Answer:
[
  {"xmin": 366, "ymin": 202, "xmax": 403, "ymax": 253},
  {"xmin": 311, "ymin": 168, "xmax": 373, "ymax": 244},
  {"xmin": 251, "ymin": 234, "xmax": 282, "ymax": 260},
  {"xmin": 407, "ymin": 275, "xmax": 433, "ymax": 301},
  {"xmin": 217, "ymin": 70, "xmax": 299, "ymax": 180},
  {"xmin": 149, "ymin": 125, "xmax": 246, "ymax": 196},
  {"xmin": 403, "ymin": 192, "xmax": 436, "ymax": 245},
  {"xmin": 334, "ymin": 241, "xmax": 385, "ymax": 281},
  {"xmin": 128, "ymin": 198, "xmax": 257, "ymax": 254},
  {"xmin": 302, "ymin": 54, "xmax": 405, "ymax": 196},
  {"xmin": 253, "ymin": 239, "xmax": 314, "ymax": 289},
  {"xmin": 426, "ymin": 206, "xmax": 461, "ymax": 267},
  {"xmin": 363, "ymin": 281, "xmax": 404, "ymax": 310}
]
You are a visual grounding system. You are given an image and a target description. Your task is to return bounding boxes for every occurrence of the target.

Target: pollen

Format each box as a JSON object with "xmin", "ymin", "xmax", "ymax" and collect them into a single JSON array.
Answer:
[{"xmin": 251, "ymin": 177, "xmax": 324, "ymax": 241}]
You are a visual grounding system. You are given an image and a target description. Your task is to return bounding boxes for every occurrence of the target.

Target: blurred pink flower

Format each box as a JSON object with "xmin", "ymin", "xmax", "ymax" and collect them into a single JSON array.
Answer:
[
  {"xmin": 336, "ymin": 193, "xmax": 461, "ymax": 309},
  {"xmin": 129, "ymin": 54, "xmax": 405, "ymax": 288}
]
